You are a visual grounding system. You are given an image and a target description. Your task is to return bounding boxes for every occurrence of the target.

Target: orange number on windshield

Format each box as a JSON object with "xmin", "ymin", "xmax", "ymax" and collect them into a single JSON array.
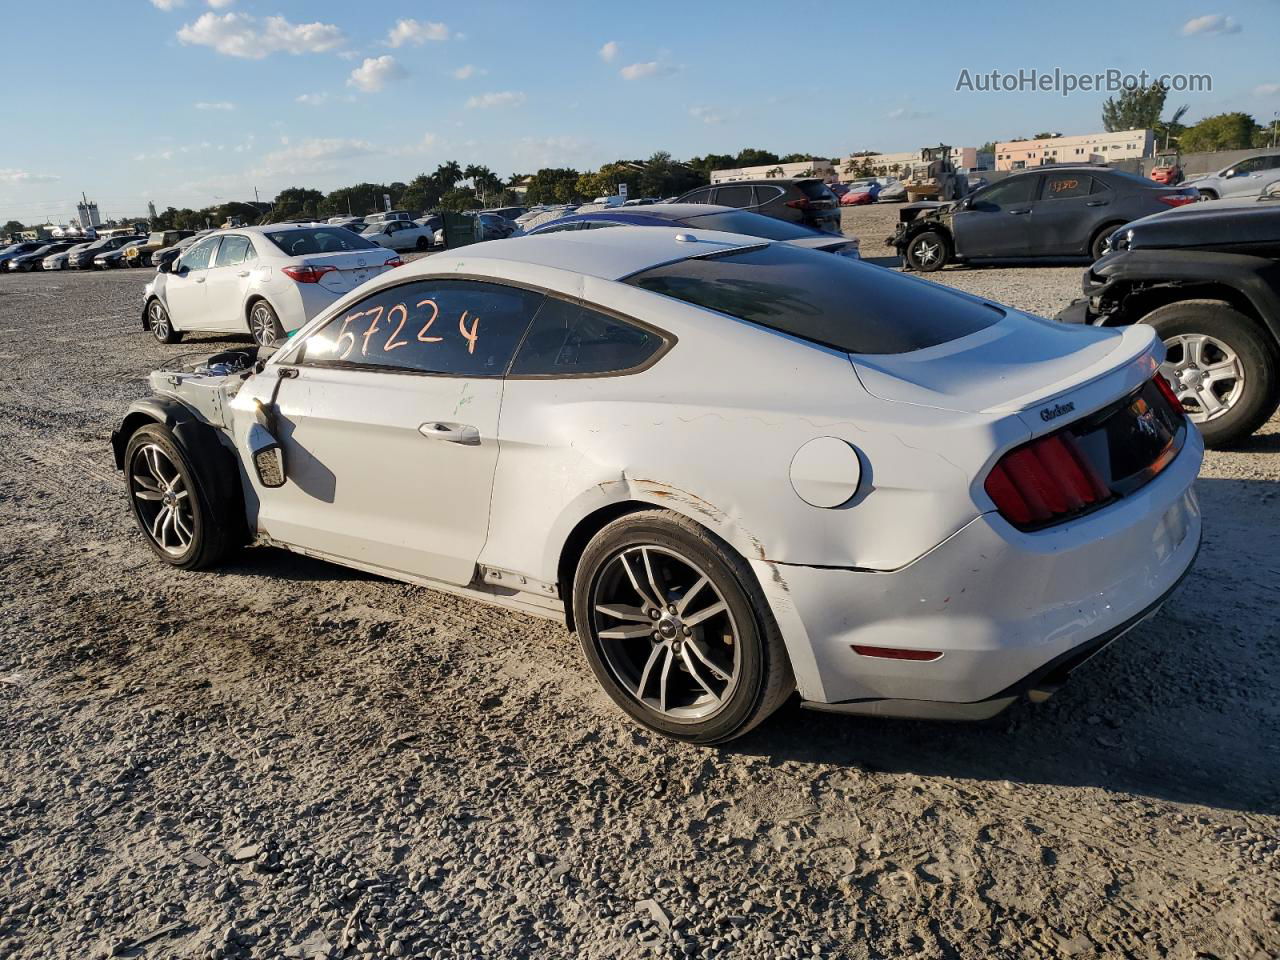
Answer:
[
  {"xmin": 360, "ymin": 305, "xmax": 384, "ymax": 357},
  {"xmin": 458, "ymin": 310, "xmax": 479, "ymax": 355},
  {"xmin": 384, "ymin": 303, "xmax": 409, "ymax": 352},
  {"xmin": 335, "ymin": 310, "xmax": 363, "ymax": 360},
  {"xmin": 416, "ymin": 299, "xmax": 442, "ymax": 343}
]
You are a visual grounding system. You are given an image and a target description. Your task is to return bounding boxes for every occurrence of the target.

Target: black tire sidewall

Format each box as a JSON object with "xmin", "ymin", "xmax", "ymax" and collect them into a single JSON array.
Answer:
[
  {"xmin": 124, "ymin": 425, "xmax": 212, "ymax": 569},
  {"xmin": 416, "ymin": 236, "xmax": 428, "ymax": 250},
  {"xmin": 1143, "ymin": 300, "xmax": 1279, "ymax": 448},
  {"xmin": 572, "ymin": 513, "xmax": 775, "ymax": 744},
  {"xmin": 907, "ymin": 231, "xmax": 947, "ymax": 271}
]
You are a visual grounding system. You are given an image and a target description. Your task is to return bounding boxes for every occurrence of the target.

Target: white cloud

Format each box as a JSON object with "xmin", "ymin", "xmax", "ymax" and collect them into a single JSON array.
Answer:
[
  {"xmin": 295, "ymin": 92, "xmax": 329, "ymax": 106},
  {"xmin": 177, "ymin": 12, "xmax": 344, "ymax": 59},
  {"xmin": 347, "ymin": 55, "xmax": 407, "ymax": 93},
  {"xmin": 619, "ymin": 60, "xmax": 677, "ymax": 81},
  {"xmin": 1254, "ymin": 83, "xmax": 1280, "ymax": 96},
  {"xmin": 0, "ymin": 168, "xmax": 60, "ymax": 184},
  {"xmin": 453, "ymin": 64, "xmax": 484, "ymax": 80},
  {"xmin": 388, "ymin": 133, "xmax": 439, "ymax": 157},
  {"xmin": 253, "ymin": 137, "xmax": 378, "ymax": 177},
  {"xmin": 887, "ymin": 106, "xmax": 931, "ymax": 120},
  {"xmin": 194, "ymin": 100, "xmax": 234, "ymax": 110},
  {"xmin": 207, "ymin": 0, "xmax": 234, "ymax": 7},
  {"xmin": 149, "ymin": 0, "xmax": 183, "ymax": 9},
  {"xmin": 465, "ymin": 90, "xmax": 526, "ymax": 109},
  {"xmin": 512, "ymin": 136, "xmax": 593, "ymax": 168},
  {"xmin": 689, "ymin": 105, "xmax": 723, "ymax": 125},
  {"xmin": 1181, "ymin": 14, "xmax": 1241, "ymax": 35},
  {"xmin": 599, "ymin": 41, "xmax": 618, "ymax": 62},
  {"xmin": 387, "ymin": 18, "xmax": 449, "ymax": 47}
]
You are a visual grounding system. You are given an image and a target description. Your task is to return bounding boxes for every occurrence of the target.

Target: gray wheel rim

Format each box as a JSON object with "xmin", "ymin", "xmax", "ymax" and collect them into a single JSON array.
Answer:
[
  {"xmin": 149, "ymin": 301, "xmax": 170, "ymax": 341},
  {"xmin": 1160, "ymin": 332, "xmax": 1245, "ymax": 423},
  {"xmin": 591, "ymin": 545, "xmax": 740, "ymax": 721},
  {"xmin": 129, "ymin": 444, "xmax": 194, "ymax": 557},
  {"xmin": 250, "ymin": 304, "xmax": 275, "ymax": 345},
  {"xmin": 913, "ymin": 238, "xmax": 940, "ymax": 266}
]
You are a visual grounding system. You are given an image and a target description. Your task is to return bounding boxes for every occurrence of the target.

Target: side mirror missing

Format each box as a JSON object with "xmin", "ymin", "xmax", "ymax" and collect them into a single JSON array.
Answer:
[
  {"xmin": 248, "ymin": 422, "xmax": 286, "ymax": 488},
  {"xmin": 157, "ymin": 258, "xmax": 171, "ymax": 274}
]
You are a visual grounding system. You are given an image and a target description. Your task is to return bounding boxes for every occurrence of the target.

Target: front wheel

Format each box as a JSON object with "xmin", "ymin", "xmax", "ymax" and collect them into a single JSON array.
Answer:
[
  {"xmin": 1197, "ymin": 189, "xmax": 1218, "ymax": 202},
  {"xmin": 124, "ymin": 424, "xmax": 236, "ymax": 569},
  {"xmin": 572, "ymin": 510, "xmax": 794, "ymax": 744},
  {"xmin": 1090, "ymin": 225, "xmax": 1120, "ymax": 261},
  {"xmin": 905, "ymin": 230, "xmax": 949, "ymax": 271},
  {"xmin": 148, "ymin": 299, "xmax": 182, "ymax": 344},
  {"xmin": 248, "ymin": 300, "xmax": 285, "ymax": 346},
  {"xmin": 1144, "ymin": 299, "xmax": 1280, "ymax": 448}
]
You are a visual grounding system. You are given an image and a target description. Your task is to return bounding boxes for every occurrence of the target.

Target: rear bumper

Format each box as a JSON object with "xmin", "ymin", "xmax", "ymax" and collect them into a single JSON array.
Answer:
[{"xmin": 758, "ymin": 429, "xmax": 1203, "ymax": 714}]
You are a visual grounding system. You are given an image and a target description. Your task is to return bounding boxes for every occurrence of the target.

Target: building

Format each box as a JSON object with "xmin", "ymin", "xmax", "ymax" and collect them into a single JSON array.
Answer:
[
  {"xmin": 76, "ymin": 196, "xmax": 102, "ymax": 229},
  {"xmin": 837, "ymin": 147, "xmax": 979, "ymax": 181},
  {"xmin": 995, "ymin": 129, "xmax": 1154, "ymax": 171},
  {"xmin": 710, "ymin": 159, "xmax": 836, "ymax": 184}
]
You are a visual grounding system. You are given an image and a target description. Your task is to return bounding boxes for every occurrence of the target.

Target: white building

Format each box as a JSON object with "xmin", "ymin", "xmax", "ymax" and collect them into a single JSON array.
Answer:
[
  {"xmin": 995, "ymin": 129, "xmax": 1154, "ymax": 171},
  {"xmin": 710, "ymin": 159, "xmax": 836, "ymax": 184}
]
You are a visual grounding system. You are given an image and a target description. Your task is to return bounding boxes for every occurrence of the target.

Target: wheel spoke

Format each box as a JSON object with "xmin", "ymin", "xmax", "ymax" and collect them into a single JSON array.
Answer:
[
  {"xmin": 675, "ymin": 576, "xmax": 708, "ymax": 616},
  {"xmin": 133, "ymin": 488, "xmax": 163, "ymax": 502},
  {"xmin": 1202, "ymin": 358, "xmax": 1240, "ymax": 384},
  {"xmin": 634, "ymin": 643, "xmax": 665, "ymax": 700},
  {"xmin": 1196, "ymin": 387, "xmax": 1225, "ymax": 416},
  {"xmin": 150, "ymin": 506, "xmax": 170, "ymax": 542},
  {"xmin": 599, "ymin": 623, "xmax": 656, "ymax": 641},
  {"xmin": 172, "ymin": 508, "xmax": 192, "ymax": 544},
  {"xmin": 1183, "ymin": 335, "xmax": 1205, "ymax": 366},
  {"xmin": 657, "ymin": 646, "xmax": 674, "ymax": 713},
  {"xmin": 685, "ymin": 639, "xmax": 732, "ymax": 683},
  {"xmin": 682, "ymin": 599, "xmax": 727, "ymax": 629},
  {"xmin": 680, "ymin": 647, "xmax": 721, "ymax": 703},
  {"xmin": 640, "ymin": 548, "xmax": 667, "ymax": 609},
  {"xmin": 618, "ymin": 552, "xmax": 660, "ymax": 610},
  {"xmin": 594, "ymin": 603, "xmax": 648, "ymax": 623}
]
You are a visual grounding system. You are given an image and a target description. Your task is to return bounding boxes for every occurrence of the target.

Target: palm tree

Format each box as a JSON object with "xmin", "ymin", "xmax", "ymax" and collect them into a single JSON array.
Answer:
[{"xmin": 1160, "ymin": 104, "xmax": 1190, "ymax": 150}]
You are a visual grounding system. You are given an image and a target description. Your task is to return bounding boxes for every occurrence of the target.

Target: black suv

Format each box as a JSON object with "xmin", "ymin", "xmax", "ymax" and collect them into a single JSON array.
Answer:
[
  {"xmin": 675, "ymin": 178, "xmax": 841, "ymax": 234},
  {"xmin": 891, "ymin": 166, "xmax": 1199, "ymax": 271},
  {"xmin": 1057, "ymin": 200, "xmax": 1280, "ymax": 447}
]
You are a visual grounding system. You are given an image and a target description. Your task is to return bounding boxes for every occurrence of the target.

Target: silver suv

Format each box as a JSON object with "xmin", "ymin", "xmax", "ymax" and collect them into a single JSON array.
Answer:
[{"xmin": 1187, "ymin": 151, "xmax": 1280, "ymax": 201}]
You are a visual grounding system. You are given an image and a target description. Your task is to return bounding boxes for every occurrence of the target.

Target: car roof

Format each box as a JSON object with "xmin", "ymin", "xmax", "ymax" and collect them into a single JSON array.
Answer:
[
  {"xmin": 411, "ymin": 225, "xmax": 767, "ymax": 281},
  {"xmin": 557, "ymin": 203, "xmax": 741, "ymax": 223}
]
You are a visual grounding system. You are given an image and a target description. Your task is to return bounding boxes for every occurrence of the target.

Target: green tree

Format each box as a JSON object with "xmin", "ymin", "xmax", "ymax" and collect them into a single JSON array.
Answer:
[
  {"xmin": 463, "ymin": 165, "xmax": 503, "ymax": 205},
  {"xmin": 687, "ymin": 153, "xmax": 735, "ymax": 179},
  {"xmin": 1180, "ymin": 112, "xmax": 1263, "ymax": 152},
  {"xmin": 439, "ymin": 187, "xmax": 481, "ymax": 211},
  {"xmin": 2, "ymin": 219, "xmax": 24, "ymax": 237},
  {"xmin": 779, "ymin": 152, "xmax": 825, "ymax": 163},
  {"xmin": 978, "ymin": 140, "xmax": 997, "ymax": 154},
  {"xmin": 734, "ymin": 148, "xmax": 779, "ymax": 167},
  {"xmin": 269, "ymin": 187, "xmax": 324, "ymax": 222},
  {"xmin": 1155, "ymin": 104, "xmax": 1190, "ymax": 150},
  {"xmin": 323, "ymin": 182, "xmax": 398, "ymax": 218},
  {"xmin": 1032, "ymin": 132, "xmax": 1062, "ymax": 139},
  {"xmin": 523, "ymin": 168, "xmax": 582, "ymax": 204},
  {"xmin": 1102, "ymin": 81, "xmax": 1167, "ymax": 132}
]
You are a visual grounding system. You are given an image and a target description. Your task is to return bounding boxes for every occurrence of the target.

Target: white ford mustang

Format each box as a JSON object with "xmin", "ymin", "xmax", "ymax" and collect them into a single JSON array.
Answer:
[{"xmin": 111, "ymin": 227, "xmax": 1202, "ymax": 743}]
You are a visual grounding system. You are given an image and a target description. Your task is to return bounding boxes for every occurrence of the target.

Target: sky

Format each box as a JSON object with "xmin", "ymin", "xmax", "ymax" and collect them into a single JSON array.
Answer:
[{"xmin": 2, "ymin": 0, "xmax": 1278, "ymax": 225}]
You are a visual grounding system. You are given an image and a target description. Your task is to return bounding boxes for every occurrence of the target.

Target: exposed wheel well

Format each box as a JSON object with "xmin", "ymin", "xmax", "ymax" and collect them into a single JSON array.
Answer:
[
  {"xmin": 1102, "ymin": 281, "xmax": 1278, "ymax": 351},
  {"xmin": 244, "ymin": 295, "xmax": 268, "ymax": 326},
  {"xmin": 1089, "ymin": 220, "xmax": 1127, "ymax": 250}
]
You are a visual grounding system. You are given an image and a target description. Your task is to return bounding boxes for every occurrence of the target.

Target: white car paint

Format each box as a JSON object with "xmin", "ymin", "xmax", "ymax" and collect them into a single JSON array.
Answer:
[
  {"xmin": 361, "ymin": 220, "xmax": 434, "ymax": 252},
  {"xmin": 127, "ymin": 227, "xmax": 1202, "ymax": 729},
  {"xmin": 143, "ymin": 224, "xmax": 401, "ymax": 343}
]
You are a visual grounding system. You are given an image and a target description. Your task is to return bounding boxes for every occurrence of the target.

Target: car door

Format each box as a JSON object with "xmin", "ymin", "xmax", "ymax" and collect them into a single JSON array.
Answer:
[
  {"xmin": 164, "ymin": 236, "xmax": 221, "ymax": 328},
  {"xmin": 248, "ymin": 278, "xmax": 546, "ymax": 585},
  {"xmin": 1023, "ymin": 173, "xmax": 1101, "ymax": 255},
  {"xmin": 203, "ymin": 234, "xmax": 256, "ymax": 331},
  {"xmin": 711, "ymin": 184, "xmax": 754, "ymax": 211},
  {"xmin": 951, "ymin": 174, "xmax": 1039, "ymax": 258}
]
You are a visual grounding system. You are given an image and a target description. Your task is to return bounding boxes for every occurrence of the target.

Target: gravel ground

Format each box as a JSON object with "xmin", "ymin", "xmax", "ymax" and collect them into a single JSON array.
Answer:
[{"xmin": 0, "ymin": 239, "xmax": 1277, "ymax": 960}]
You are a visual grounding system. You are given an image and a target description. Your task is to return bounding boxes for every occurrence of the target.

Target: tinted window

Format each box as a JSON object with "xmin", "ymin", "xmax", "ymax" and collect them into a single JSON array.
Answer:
[
  {"xmin": 683, "ymin": 210, "xmax": 818, "ymax": 241},
  {"xmin": 1234, "ymin": 158, "xmax": 1263, "ymax": 174},
  {"xmin": 796, "ymin": 181, "xmax": 836, "ymax": 201},
  {"xmin": 510, "ymin": 299, "xmax": 664, "ymax": 376},
  {"xmin": 180, "ymin": 237, "xmax": 219, "ymax": 271},
  {"xmin": 626, "ymin": 243, "xmax": 1003, "ymax": 355},
  {"xmin": 297, "ymin": 280, "xmax": 544, "ymax": 376},
  {"xmin": 214, "ymin": 235, "xmax": 251, "ymax": 266},
  {"xmin": 714, "ymin": 185, "xmax": 753, "ymax": 208},
  {"xmin": 680, "ymin": 187, "xmax": 713, "ymax": 204},
  {"xmin": 975, "ymin": 176, "xmax": 1037, "ymax": 206},
  {"xmin": 1041, "ymin": 175, "xmax": 1093, "ymax": 200},
  {"xmin": 753, "ymin": 185, "xmax": 784, "ymax": 206},
  {"xmin": 266, "ymin": 228, "xmax": 377, "ymax": 256}
]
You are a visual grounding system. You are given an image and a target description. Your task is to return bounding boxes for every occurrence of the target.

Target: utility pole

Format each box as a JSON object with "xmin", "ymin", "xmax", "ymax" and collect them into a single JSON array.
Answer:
[{"xmin": 1273, "ymin": 113, "xmax": 1278, "ymax": 149}]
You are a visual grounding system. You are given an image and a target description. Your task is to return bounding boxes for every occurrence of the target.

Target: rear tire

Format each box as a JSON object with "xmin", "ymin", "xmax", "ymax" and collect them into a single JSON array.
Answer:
[
  {"xmin": 572, "ymin": 510, "xmax": 794, "ymax": 744},
  {"xmin": 248, "ymin": 300, "xmax": 285, "ymax": 346},
  {"xmin": 124, "ymin": 424, "xmax": 236, "ymax": 570},
  {"xmin": 415, "ymin": 236, "xmax": 429, "ymax": 251},
  {"xmin": 905, "ymin": 230, "xmax": 949, "ymax": 272},
  {"xmin": 1142, "ymin": 299, "xmax": 1279, "ymax": 448},
  {"xmin": 147, "ymin": 299, "xmax": 182, "ymax": 344},
  {"xmin": 1197, "ymin": 189, "xmax": 1218, "ymax": 202}
]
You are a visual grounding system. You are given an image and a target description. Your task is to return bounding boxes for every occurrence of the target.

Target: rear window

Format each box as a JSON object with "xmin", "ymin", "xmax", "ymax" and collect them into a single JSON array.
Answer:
[
  {"xmin": 796, "ymin": 180, "xmax": 836, "ymax": 201},
  {"xmin": 683, "ymin": 210, "xmax": 819, "ymax": 241},
  {"xmin": 625, "ymin": 243, "xmax": 1003, "ymax": 355},
  {"xmin": 265, "ymin": 228, "xmax": 377, "ymax": 256}
]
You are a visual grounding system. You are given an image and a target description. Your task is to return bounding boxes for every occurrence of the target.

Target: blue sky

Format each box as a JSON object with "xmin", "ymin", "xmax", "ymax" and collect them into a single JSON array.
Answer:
[{"xmin": 2, "ymin": 0, "xmax": 1278, "ymax": 224}]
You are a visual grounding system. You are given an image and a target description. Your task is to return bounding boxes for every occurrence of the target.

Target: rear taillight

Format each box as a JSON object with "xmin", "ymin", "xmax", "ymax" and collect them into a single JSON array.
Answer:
[
  {"xmin": 785, "ymin": 198, "xmax": 812, "ymax": 209},
  {"xmin": 383, "ymin": 257, "xmax": 404, "ymax": 268},
  {"xmin": 985, "ymin": 431, "xmax": 1111, "ymax": 529},
  {"xmin": 1157, "ymin": 193, "xmax": 1197, "ymax": 208},
  {"xmin": 281, "ymin": 264, "xmax": 337, "ymax": 284},
  {"xmin": 1152, "ymin": 371, "xmax": 1185, "ymax": 415}
]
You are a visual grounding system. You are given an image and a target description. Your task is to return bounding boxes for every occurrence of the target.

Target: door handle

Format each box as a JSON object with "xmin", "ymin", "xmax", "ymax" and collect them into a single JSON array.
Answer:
[
  {"xmin": 1086, "ymin": 200, "xmax": 1108, "ymax": 206},
  {"xmin": 1008, "ymin": 208, "xmax": 1031, "ymax": 215},
  {"xmin": 237, "ymin": 270, "xmax": 251, "ymax": 277},
  {"xmin": 418, "ymin": 421, "xmax": 480, "ymax": 445},
  {"xmin": 194, "ymin": 276, "xmax": 206, "ymax": 283}
]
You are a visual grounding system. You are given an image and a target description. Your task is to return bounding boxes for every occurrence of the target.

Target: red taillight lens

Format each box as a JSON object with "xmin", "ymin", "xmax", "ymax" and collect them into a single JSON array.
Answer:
[
  {"xmin": 1152, "ymin": 372, "xmax": 1184, "ymax": 415},
  {"xmin": 985, "ymin": 427, "xmax": 1111, "ymax": 529},
  {"xmin": 852, "ymin": 645, "xmax": 943, "ymax": 662},
  {"xmin": 1157, "ymin": 193, "xmax": 1197, "ymax": 208},
  {"xmin": 383, "ymin": 257, "xmax": 404, "ymax": 268},
  {"xmin": 281, "ymin": 264, "xmax": 337, "ymax": 284},
  {"xmin": 785, "ymin": 198, "xmax": 812, "ymax": 209}
]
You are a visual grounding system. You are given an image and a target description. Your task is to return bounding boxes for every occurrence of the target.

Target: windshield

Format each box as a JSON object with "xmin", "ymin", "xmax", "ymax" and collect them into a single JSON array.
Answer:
[
  {"xmin": 86, "ymin": 238, "xmax": 110, "ymax": 250},
  {"xmin": 682, "ymin": 210, "xmax": 819, "ymax": 241},
  {"xmin": 625, "ymin": 243, "xmax": 1003, "ymax": 355},
  {"xmin": 265, "ymin": 227, "xmax": 378, "ymax": 255}
]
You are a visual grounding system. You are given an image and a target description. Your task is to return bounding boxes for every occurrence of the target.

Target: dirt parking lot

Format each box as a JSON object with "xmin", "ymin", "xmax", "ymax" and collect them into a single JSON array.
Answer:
[{"xmin": 0, "ymin": 220, "xmax": 1277, "ymax": 960}]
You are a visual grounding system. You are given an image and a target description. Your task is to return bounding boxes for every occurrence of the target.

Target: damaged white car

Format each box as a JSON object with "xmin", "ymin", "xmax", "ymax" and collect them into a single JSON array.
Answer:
[{"xmin": 111, "ymin": 227, "xmax": 1202, "ymax": 743}]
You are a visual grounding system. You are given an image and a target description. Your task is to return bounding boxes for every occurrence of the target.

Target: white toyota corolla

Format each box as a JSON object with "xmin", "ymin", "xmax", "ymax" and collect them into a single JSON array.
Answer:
[
  {"xmin": 141, "ymin": 224, "xmax": 403, "ymax": 347},
  {"xmin": 111, "ymin": 227, "xmax": 1202, "ymax": 743}
]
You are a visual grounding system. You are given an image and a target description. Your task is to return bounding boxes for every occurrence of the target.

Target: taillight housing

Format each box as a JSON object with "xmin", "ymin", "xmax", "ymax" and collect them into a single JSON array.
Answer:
[
  {"xmin": 785, "ymin": 198, "xmax": 812, "ymax": 209},
  {"xmin": 1152, "ymin": 371, "xmax": 1184, "ymax": 413},
  {"xmin": 281, "ymin": 264, "xmax": 337, "ymax": 284},
  {"xmin": 1156, "ymin": 192, "xmax": 1197, "ymax": 208},
  {"xmin": 984, "ymin": 432, "xmax": 1112, "ymax": 529},
  {"xmin": 383, "ymin": 256, "xmax": 404, "ymax": 268}
]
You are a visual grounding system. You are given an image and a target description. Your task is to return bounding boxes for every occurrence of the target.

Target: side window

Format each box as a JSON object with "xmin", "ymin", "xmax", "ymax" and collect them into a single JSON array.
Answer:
[
  {"xmin": 1234, "ymin": 158, "xmax": 1262, "ymax": 174},
  {"xmin": 180, "ymin": 237, "xmax": 219, "ymax": 271},
  {"xmin": 714, "ymin": 185, "xmax": 753, "ymax": 208},
  {"xmin": 975, "ymin": 176, "xmax": 1037, "ymax": 207},
  {"xmin": 510, "ymin": 298, "xmax": 665, "ymax": 376},
  {"xmin": 1041, "ymin": 175, "xmax": 1093, "ymax": 200},
  {"xmin": 753, "ymin": 185, "xmax": 783, "ymax": 206},
  {"xmin": 682, "ymin": 187, "xmax": 713, "ymax": 204},
  {"xmin": 214, "ymin": 235, "xmax": 250, "ymax": 267},
  {"xmin": 297, "ymin": 280, "xmax": 544, "ymax": 376}
]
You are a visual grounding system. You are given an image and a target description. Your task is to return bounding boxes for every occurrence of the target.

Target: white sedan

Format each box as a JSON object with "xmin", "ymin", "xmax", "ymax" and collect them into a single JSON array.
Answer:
[
  {"xmin": 111, "ymin": 227, "xmax": 1202, "ymax": 743},
  {"xmin": 360, "ymin": 220, "xmax": 435, "ymax": 252},
  {"xmin": 141, "ymin": 224, "xmax": 403, "ymax": 347}
]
